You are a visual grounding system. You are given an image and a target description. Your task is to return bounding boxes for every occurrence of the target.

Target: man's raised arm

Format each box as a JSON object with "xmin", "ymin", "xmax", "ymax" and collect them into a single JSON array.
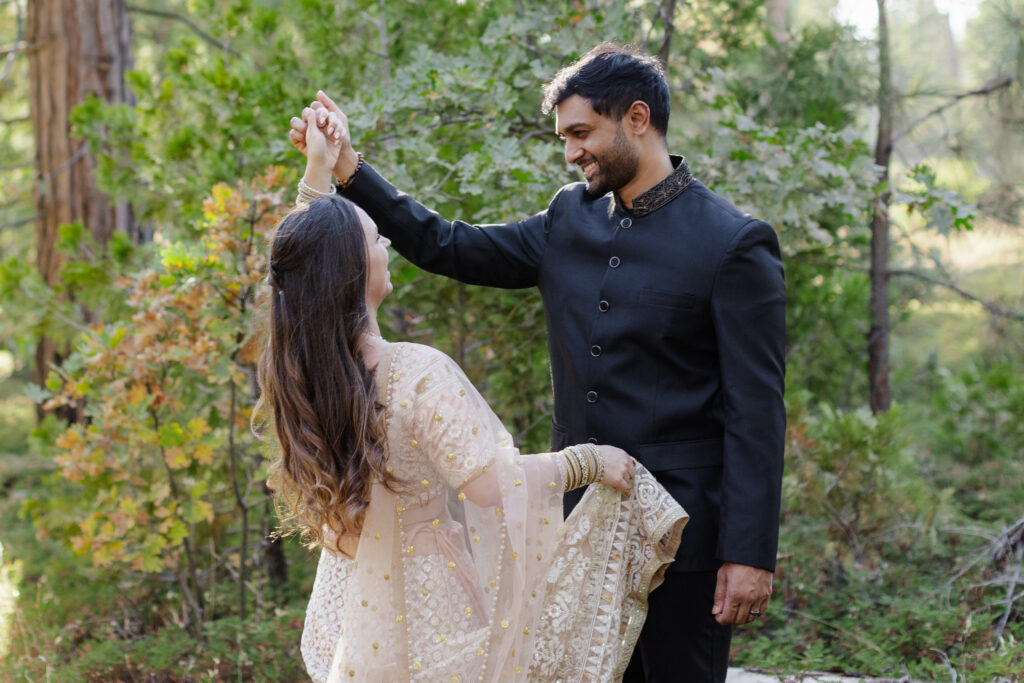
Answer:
[{"xmin": 289, "ymin": 91, "xmax": 551, "ymax": 290}]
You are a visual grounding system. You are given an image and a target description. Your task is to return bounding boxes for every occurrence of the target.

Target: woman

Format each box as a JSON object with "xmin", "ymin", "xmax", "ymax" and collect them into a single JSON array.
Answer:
[{"xmin": 257, "ymin": 106, "xmax": 686, "ymax": 682}]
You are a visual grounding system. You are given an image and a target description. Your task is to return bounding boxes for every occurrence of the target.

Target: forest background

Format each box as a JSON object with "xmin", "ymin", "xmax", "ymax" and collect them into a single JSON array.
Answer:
[{"xmin": 1, "ymin": 0, "xmax": 1023, "ymax": 680}]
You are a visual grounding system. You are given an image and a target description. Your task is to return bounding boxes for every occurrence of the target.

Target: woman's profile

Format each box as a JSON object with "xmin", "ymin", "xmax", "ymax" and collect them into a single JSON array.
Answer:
[{"xmin": 255, "ymin": 105, "xmax": 687, "ymax": 682}]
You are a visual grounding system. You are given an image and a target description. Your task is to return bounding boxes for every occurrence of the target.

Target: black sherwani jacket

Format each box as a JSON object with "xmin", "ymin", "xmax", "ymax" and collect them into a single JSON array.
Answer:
[{"xmin": 342, "ymin": 157, "xmax": 785, "ymax": 573}]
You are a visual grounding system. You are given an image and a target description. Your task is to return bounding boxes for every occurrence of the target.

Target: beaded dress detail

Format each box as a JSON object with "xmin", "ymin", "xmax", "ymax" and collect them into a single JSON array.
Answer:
[{"xmin": 302, "ymin": 342, "xmax": 686, "ymax": 682}]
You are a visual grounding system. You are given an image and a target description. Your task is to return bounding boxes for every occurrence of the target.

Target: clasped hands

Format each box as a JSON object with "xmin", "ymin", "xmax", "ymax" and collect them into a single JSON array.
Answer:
[{"xmin": 289, "ymin": 90, "xmax": 359, "ymax": 191}]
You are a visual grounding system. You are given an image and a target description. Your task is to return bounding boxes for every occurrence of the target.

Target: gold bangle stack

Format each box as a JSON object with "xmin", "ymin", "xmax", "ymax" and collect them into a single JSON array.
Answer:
[
  {"xmin": 296, "ymin": 177, "xmax": 337, "ymax": 205},
  {"xmin": 561, "ymin": 443, "xmax": 605, "ymax": 492}
]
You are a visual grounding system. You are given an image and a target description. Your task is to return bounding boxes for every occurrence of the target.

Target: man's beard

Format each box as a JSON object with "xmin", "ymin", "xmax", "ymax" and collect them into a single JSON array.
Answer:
[{"xmin": 583, "ymin": 125, "xmax": 641, "ymax": 197}]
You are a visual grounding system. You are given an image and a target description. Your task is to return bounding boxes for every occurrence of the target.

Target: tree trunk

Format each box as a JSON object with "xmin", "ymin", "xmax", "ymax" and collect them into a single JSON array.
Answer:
[
  {"xmin": 656, "ymin": 0, "xmax": 679, "ymax": 66},
  {"xmin": 765, "ymin": 0, "xmax": 790, "ymax": 45},
  {"xmin": 869, "ymin": 0, "xmax": 892, "ymax": 414},
  {"xmin": 27, "ymin": 0, "xmax": 134, "ymax": 410}
]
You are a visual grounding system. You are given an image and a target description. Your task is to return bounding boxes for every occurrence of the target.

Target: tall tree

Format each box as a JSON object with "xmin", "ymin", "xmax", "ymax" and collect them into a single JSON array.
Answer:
[
  {"xmin": 26, "ymin": 0, "xmax": 133, "ymax": 406},
  {"xmin": 869, "ymin": 0, "xmax": 894, "ymax": 414}
]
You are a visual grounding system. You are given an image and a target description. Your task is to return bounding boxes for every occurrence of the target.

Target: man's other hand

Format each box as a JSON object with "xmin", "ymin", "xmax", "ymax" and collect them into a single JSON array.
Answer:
[{"xmin": 712, "ymin": 562, "xmax": 772, "ymax": 625}]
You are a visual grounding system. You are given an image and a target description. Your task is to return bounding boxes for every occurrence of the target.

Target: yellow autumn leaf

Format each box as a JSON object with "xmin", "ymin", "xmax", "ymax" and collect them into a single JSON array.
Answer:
[
  {"xmin": 188, "ymin": 417, "xmax": 211, "ymax": 439},
  {"xmin": 194, "ymin": 443, "xmax": 214, "ymax": 466},
  {"xmin": 128, "ymin": 383, "xmax": 147, "ymax": 406},
  {"xmin": 163, "ymin": 446, "xmax": 189, "ymax": 469}
]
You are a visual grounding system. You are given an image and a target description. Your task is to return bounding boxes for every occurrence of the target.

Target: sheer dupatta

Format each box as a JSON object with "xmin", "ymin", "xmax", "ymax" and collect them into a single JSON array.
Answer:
[{"xmin": 321, "ymin": 343, "xmax": 686, "ymax": 683}]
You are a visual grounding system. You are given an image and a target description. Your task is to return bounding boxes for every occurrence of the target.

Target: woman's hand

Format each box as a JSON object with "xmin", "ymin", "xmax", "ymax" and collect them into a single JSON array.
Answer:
[
  {"xmin": 294, "ymin": 106, "xmax": 345, "ymax": 193},
  {"xmin": 597, "ymin": 445, "xmax": 636, "ymax": 494},
  {"xmin": 306, "ymin": 107, "xmax": 343, "ymax": 168},
  {"xmin": 290, "ymin": 90, "xmax": 361, "ymax": 181}
]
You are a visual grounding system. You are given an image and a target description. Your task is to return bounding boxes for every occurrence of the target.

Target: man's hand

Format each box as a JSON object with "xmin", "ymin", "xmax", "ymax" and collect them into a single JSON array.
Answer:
[
  {"xmin": 289, "ymin": 90, "xmax": 361, "ymax": 181},
  {"xmin": 712, "ymin": 562, "xmax": 772, "ymax": 626}
]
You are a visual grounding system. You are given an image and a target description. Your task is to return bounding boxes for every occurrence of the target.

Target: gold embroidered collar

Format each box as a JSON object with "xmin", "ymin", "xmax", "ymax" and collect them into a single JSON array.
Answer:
[{"xmin": 619, "ymin": 155, "xmax": 694, "ymax": 218}]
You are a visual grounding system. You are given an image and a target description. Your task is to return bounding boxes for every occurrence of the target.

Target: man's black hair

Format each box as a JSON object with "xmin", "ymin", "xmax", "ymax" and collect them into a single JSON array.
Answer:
[{"xmin": 541, "ymin": 43, "xmax": 670, "ymax": 135}]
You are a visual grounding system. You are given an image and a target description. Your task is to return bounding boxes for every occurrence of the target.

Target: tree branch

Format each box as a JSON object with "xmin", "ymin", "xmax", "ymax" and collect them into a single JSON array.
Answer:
[
  {"xmin": 126, "ymin": 5, "xmax": 243, "ymax": 60},
  {"xmin": 656, "ymin": 0, "xmax": 678, "ymax": 66},
  {"xmin": 894, "ymin": 76, "xmax": 1014, "ymax": 143},
  {"xmin": 0, "ymin": 214, "xmax": 37, "ymax": 232},
  {"xmin": 888, "ymin": 268, "xmax": 1024, "ymax": 323},
  {"xmin": 794, "ymin": 259, "xmax": 1024, "ymax": 324},
  {"xmin": 0, "ymin": 0, "xmax": 23, "ymax": 84},
  {"xmin": 0, "ymin": 41, "xmax": 26, "ymax": 56}
]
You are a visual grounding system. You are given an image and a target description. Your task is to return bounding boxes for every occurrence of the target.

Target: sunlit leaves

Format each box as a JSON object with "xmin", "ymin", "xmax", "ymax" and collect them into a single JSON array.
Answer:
[
  {"xmin": 893, "ymin": 164, "xmax": 976, "ymax": 235},
  {"xmin": 35, "ymin": 170, "xmax": 292, "ymax": 576}
]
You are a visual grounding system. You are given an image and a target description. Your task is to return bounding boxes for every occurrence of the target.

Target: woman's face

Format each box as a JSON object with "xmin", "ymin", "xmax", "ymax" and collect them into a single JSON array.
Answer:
[{"xmin": 358, "ymin": 206, "xmax": 392, "ymax": 306}]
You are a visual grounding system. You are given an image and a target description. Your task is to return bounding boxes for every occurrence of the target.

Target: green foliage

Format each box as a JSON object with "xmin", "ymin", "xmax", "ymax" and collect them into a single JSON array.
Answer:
[
  {"xmin": 928, "ymin": 361, "xmax": 1024, "ymax": 523},
  {"xmin": 0, "ymin": 464, "xmax": 314, "ymax": 681},
  {"xmin": 25, "ymin": 169, "xmax": 293, "ymax": 624},
  {"xmin": 733, "ymin": 557, "xmax": 1024, "ymax": 679},
  {"xmin": 784, "ymin": 263, "xmax": 870, "ymax": 406},
  {"xmin": 784, "ymin": 394, "xmax": 951, "ymax": 564},
  {"xmin": 728, "ymin": 20, "xmax": 872, "ymax": 129},
  {"xmin": 694, "ymin": 96, "xmax": 881, "ymax": 251},
  {"xmin": 895, "ymin": 163, "xmax": 977, "ymax": 235}
]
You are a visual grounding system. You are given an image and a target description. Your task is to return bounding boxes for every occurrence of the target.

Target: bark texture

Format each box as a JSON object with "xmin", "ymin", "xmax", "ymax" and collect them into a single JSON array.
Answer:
[
  {"xmin": 869, "ymin": 0, "xmax": 893, "ymax": 414},
  {"xmin": 27, "ymin": 0, "xmax": 133, "ymax": 399}
]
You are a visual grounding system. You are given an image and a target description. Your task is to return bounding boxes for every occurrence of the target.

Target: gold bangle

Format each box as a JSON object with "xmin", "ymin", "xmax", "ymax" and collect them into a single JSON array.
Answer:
[
  {"xmin": 589, "ymin": 444, "xmax": 602, "ymax": 485},
  {"xmin": 575, "ymin": 447, "xmax": 590, "ymax": 485},
  {"xmin": 567, "ymin": 447, "xmax": 582, "ymax": 491},
  {"xmin": 562, "ymin": 446, "xmax": 580, "ymax": 492}
]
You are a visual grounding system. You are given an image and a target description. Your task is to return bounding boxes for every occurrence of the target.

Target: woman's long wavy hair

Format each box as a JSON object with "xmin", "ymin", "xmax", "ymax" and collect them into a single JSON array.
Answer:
[{"xmin": 256, "ymin": 195, "xmax": 395, "ymax": 551}]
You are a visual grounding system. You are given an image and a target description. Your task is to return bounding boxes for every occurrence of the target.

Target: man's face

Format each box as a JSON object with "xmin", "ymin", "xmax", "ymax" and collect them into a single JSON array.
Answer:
[{"xmin": 554, "ymin": 94, "xmax": 640, "ymax": 197}]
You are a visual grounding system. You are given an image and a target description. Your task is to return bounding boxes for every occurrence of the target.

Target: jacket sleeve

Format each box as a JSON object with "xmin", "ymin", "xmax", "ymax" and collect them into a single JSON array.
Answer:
[
  {"xmin": 710, "ymin": 219, "xmax": 786, "ymax": 571},
  {"xmin": 341, "ymin": 163, "xmax": 551, "ymax": 289}
]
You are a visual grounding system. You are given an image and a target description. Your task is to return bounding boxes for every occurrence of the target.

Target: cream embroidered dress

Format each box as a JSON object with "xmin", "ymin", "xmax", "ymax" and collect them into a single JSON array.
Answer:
[{"xmin": 302, "ymin": 342, "xmax": 686, "ymax": 683}]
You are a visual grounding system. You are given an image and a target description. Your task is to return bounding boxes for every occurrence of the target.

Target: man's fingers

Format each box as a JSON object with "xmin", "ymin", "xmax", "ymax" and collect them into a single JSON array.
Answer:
[
  {"xmin": 725, "ymin": 597, "xmax": 743, "ymax": 625},
  {"xmin": 317, "ymin": 89, "xmax": 343, "ymax": 115},
  {"xmin": 711, "ymin": 572, "xmax": 726, "ymax": 617},
  {"xmin": 290, "ymin": 116, "xmax": 307, "ymax": 133}
]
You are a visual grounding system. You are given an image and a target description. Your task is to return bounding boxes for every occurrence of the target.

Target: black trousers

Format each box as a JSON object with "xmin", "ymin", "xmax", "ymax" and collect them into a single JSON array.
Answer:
[{"xmin": 622, "ymin": 570, "xmax": 732, "ymax": 683}]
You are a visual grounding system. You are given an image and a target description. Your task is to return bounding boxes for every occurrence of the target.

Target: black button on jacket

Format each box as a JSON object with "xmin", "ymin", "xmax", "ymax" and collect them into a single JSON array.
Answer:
[{"xmin": 343, "ymin": 157, "xmax": 786, "ymax": 573}]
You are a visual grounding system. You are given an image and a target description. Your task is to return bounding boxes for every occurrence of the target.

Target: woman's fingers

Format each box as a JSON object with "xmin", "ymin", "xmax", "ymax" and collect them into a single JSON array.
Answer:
[
  {"xmin": 325, "ymin": 112, "xmax": 345, "ymax": 140},
  {"xmin": 317, "ymin": 90, "xmax": 344, "ymax": 117}
]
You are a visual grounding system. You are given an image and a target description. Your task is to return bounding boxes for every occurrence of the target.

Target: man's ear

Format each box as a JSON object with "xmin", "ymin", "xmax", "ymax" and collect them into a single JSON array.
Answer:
[{"xmin": 627, "ymin": 101, "xmax": 651, "ymax": 136}]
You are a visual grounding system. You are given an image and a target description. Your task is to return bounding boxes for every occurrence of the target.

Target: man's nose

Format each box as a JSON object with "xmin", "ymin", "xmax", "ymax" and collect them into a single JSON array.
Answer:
[{"xmin": 565, "ymin": 142, "xmax": 583, "ymax": 165}]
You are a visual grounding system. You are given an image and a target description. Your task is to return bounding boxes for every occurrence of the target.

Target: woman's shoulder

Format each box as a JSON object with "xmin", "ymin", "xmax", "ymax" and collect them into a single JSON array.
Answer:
[{"xmin": 387, "ymin": 341, "xmax": 461, "ymax": 375}]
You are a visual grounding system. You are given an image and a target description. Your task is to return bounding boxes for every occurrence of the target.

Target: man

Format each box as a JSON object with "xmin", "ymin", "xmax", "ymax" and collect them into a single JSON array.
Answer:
[{"xmin": 292, "ymin": 43, "xmax": 785, "ymax": 682}]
